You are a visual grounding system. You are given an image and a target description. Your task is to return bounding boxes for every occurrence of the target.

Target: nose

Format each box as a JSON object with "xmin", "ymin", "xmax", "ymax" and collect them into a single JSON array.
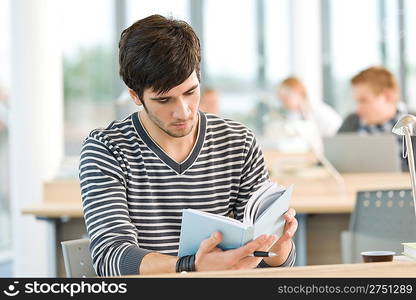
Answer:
[
  {"xmin": 172, "ymin": 97, "xmax": 191, "ymax": 120},
  {"xmin": 357, "ymin": 104, "xmax": 365, "ymax": 116}
]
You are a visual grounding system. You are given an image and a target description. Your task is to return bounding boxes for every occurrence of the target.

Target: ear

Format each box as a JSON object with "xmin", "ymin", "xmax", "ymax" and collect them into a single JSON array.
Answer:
[
  {"xmin": 383, "ymin": 88, "xmax": 398, "ymax": 103},
  {"xmin": 128, "ymin": 88, "xmax": 143, "ymax": 106}
]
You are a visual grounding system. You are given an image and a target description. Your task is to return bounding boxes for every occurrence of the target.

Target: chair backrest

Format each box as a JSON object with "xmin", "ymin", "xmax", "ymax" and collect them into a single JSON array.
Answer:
[
  {"xmin": 61, "ymin": 238, "xmax": 96, "ymax": 278},
  {"xmin": 343, "ymin": 189, "xmax": 416, "ymax": 263}
]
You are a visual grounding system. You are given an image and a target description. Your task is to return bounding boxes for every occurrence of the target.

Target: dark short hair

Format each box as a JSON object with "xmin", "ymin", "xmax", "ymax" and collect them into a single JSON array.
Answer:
[{"xmin": 118, "ymin": 14, "xmax": 201, "ymax": 101}]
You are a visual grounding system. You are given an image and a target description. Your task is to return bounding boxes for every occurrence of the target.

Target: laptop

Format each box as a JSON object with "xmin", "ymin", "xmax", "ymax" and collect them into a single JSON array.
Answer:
[{"xmin": 323, "ymin": 133, "xmax": 402, "ymax": 173}]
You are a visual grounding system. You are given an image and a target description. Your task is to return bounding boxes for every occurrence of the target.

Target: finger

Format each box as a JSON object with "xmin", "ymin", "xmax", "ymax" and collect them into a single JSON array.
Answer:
[
  {"xmin": 287, "ymin": 218, "xmax": 298, "ymax": 238},
  {"xmin": 234, "ymin": 235, "xmax": 278, "ymax": 269},
  {"xmin": 278, "ymin": 218, "xmax": 298, "ymax": 243},
  {"xmin": 242, "ymin": 234, "xmax": 278, "ymax": 255},
  {"xmin": 198, "ymin": 232, "xmax": 223, "ymax": 254},
  {"xmin": 254, "ymin": 234, "xmax": 278, "ymax": 252},
  {"xmin": 232, "ymin": 235, "xmax": 279, "ymax": 270},
  {"xmin": 284, "ymin": 208, "xmax": 296, "ymax": 222},
  {"xmin": 285, "ymin": 211, "xmax": 297, "ymax": 225},
  {"xmin": 231, "ymin": 234, "xmax": 270, "ymax": 258}
]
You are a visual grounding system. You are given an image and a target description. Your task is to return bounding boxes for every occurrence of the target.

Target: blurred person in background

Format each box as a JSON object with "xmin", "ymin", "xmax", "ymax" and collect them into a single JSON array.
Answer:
[
  {"xmin": 199, "ymin": 87, "xmax": 220, "ymax": 115},
  {"xmin": 338, "ymin": 66, "xmax": 414, "ymax": 171},
  {"xmin": 277, "ymin": 77, "xmax": 342, "ymax": 138},
  {"xmin": 275, "ymin": 76, "xmax": 342, "ymax": 153}
]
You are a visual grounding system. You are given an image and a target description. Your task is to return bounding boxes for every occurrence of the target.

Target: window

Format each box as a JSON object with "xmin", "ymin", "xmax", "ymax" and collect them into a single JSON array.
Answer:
[
  {"xmin": 405, "ymin": 0, "xmax": 416, "ymax": 110},
  {"xmin": 326, "ymin": 0, "xmax": 382, "ymax": 116},
  {"xmin": 203, "ymin": 0, "xmax": 259, "ymax": 133},
  {"xmin": 126, "ymin": 0, "xmax": 189, "ymax": 25},
  {"xmin": 203, "ymin": 0, "xmax": 292, "ymax": 135},
  {"xmin": 264, "ymin": 0, "xmax": 291, "ymax": 86},
  {"xmin": 204, "ymin": 0, "xmax": 257, "ymax": 87},
  {"xmin": 382, "ymin": 0, "xmax": 401, "ymax": 78},
  {"xmin": 62, "ymin": 0, "xmax": 116, "ymax": 156}
]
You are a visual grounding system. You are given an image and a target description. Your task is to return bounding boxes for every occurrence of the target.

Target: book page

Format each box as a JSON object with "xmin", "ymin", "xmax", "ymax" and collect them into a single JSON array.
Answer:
[
  {"xmin": 252, "ymin": 184, "xmax": 294, "ymax": 239},
  {"xmin": 242, "ymin": 180, "xmax": 275, "ymax": 224},
  {"xmin": 187, "ymin": 209, "xmax": 245, "ymax": 227},
  {"xmin": 253, "ymin": 189, "xmax": 286, "ymax": 222},
  {"xmin": 243, "ymin": 180, "xmax": 286, "ymax": 224}
]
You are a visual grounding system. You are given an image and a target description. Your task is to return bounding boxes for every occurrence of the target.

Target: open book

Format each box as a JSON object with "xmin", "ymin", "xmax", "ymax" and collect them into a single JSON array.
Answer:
[{"xmin": 177, "ymin": 180, "xmax": 294, "ymax": 257}]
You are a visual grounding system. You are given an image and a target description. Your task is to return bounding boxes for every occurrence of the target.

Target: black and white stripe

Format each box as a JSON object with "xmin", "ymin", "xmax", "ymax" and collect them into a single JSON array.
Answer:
[{"xmin": 79, "ymin": 111, "xmax": 271, "ymax": 276}]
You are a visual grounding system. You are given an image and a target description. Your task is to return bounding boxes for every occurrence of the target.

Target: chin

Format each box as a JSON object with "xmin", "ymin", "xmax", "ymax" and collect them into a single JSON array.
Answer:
[{"xmin": 168, "ymin": 127, "xmax": 193, "ymax": 138}]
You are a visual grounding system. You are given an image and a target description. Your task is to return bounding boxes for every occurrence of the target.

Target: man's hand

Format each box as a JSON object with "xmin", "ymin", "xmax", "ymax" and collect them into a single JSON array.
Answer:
[
  {"xmin": 263, "ymin": 207, "xmax": 298, "ymax": 266},
  {"xmin": 194, "ymin": 232, "xmax": 277, "ymax": 271},
  {"xmin": 194, "ymin": 207, "xmax": 298, "ymax": 271}
]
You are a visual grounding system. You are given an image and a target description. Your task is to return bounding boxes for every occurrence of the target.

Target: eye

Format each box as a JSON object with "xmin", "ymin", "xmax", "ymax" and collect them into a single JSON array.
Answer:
[{"xmin": 157, "ymin": 98, "xmax": 169, "ymax": 104}]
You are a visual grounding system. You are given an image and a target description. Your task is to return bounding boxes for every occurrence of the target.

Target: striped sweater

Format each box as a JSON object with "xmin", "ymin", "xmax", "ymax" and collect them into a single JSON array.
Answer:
[{"xmin": 79, "ymin": 111, "xmax": 292, "ymax": 276}]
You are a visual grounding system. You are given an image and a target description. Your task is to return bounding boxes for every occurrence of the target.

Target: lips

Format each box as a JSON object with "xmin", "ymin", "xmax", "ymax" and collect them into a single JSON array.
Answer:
[{"xmin": 172, "ymin": 122, "xmax": 187, "ymax": 129}]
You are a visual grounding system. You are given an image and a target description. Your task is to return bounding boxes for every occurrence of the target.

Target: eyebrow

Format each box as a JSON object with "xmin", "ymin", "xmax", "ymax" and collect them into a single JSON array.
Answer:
[{"xmin": 150, "ymin": 84, "xmax": 199, "ymax": 101}]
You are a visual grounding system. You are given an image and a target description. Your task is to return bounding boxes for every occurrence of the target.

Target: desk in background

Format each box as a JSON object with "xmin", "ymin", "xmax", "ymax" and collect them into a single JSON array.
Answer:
[{"xmin": 22, "ymin": 180, "xmax": 86, "ymax": 277}]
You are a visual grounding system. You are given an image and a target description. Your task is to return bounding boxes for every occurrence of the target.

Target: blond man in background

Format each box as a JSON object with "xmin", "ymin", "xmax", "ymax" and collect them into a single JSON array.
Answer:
[{"xmin": 338, "ymin": 66, "xmax": 414, "ymax": 171}]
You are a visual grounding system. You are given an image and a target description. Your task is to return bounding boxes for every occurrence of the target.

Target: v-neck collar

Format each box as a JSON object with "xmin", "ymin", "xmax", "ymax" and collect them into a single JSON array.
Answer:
[{"xmin": 132, "ymin": 111, "xmax": 206, "ymax": 175}]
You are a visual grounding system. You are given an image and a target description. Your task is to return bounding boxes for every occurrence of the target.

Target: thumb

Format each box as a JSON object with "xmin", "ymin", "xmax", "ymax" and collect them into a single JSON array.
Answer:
[{"xmin": 198, "ymin": 232, "xmax": 222, "ymax": 254}]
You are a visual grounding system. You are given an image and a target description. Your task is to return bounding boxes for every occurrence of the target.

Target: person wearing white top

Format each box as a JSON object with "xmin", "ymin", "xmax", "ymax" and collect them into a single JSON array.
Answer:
[{"xmin": 276, "ymin": 76, "xmax": 342, "ymax": 154}]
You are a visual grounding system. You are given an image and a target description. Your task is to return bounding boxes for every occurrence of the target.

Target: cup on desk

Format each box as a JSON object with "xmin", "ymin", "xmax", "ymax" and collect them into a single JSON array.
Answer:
[{"xmin": 361, "ymin": 251, "xmax": 395, "ymax": 263}]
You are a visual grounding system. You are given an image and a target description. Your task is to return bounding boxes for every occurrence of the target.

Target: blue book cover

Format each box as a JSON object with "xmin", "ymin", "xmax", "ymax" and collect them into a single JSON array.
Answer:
[{"xmin": 178, "ymin": 181, "xmax": 293, "ymax": 257}]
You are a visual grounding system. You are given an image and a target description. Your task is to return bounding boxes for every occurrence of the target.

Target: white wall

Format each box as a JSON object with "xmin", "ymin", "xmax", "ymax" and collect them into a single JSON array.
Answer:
[{"xmin": 9, "ymin": 0, "xmax": 63, "ymax": 276}]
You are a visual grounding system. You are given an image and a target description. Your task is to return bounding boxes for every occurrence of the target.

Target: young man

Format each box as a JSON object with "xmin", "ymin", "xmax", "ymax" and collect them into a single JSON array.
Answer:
[
  {"xmin": 338, "ymin": 66, "xmax": 413, "ymax": 171},
  {"xmin": 79, "ymin": 15, "xmax": 297, "ymax": 276}
]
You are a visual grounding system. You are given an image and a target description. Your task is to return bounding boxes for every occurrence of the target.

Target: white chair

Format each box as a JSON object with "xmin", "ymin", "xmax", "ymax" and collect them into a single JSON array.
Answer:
[{"xmin": 61, "ymin": 238, "xmax": 96, "ymax": 277}]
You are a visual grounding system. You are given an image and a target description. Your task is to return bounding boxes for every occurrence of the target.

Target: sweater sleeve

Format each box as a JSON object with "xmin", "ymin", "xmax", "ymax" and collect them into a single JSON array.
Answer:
[
  {"xmin": 234, "ymin": 132, "xmax": 269, "ymax": 221},
  {"xmin": 79, "ymin": 137, "xmax": 151, "ymax": 277}
]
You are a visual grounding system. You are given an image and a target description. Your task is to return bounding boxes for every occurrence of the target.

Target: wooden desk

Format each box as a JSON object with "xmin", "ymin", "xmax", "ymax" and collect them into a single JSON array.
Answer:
[
  {"xmin": 21, "ymin": 171, "xmax": 411, "ymax": 217},
  {"xmin": 21, "ymin": 179, "xmax": 84, "ymax": 277},
  {"xmin": 275, "ymin": 169, "xmax": 411, "ymax": 213},
  {"xmin": 22, "ymin": 179, "xmax": 82, "ymax": 218},
  {"xmin": 131, "ymin": 261, "xmax": 416, "ymax": 278},
  {"xmin": 22, "ymin": 202, "xmax": 82, "ymax": 218}
]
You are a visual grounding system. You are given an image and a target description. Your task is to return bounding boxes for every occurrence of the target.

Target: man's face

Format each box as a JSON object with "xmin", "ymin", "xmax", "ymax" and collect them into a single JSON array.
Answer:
[
  {"xmin": 352, "ymin": 83, "xmax": 393, "ymax": 125},
  {"xmin": 277, "ymin": 87, "xmax": 302, "ymax": 111},
  {"xmin": 139, "ymin": 71, "xmax": 200, "ymax": 138}
]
